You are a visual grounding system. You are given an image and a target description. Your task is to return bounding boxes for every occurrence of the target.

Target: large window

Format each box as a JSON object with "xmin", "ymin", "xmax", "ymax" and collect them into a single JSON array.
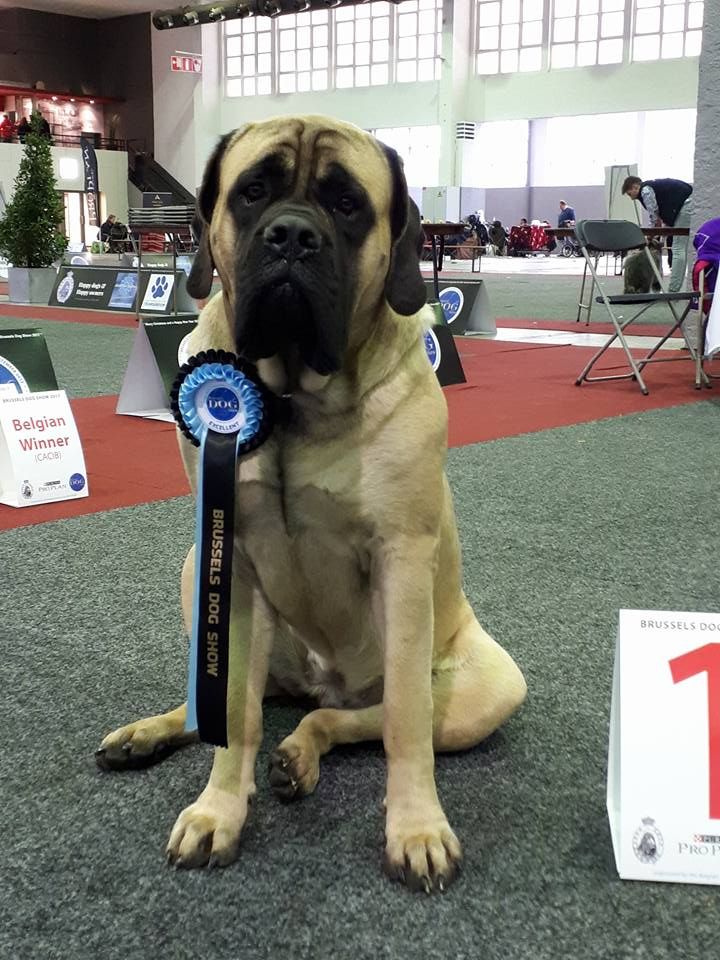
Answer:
[
  {"xmin": 474, "ymin": 0, "xmax": 704, "ymax": 73},
  {"xmin": 533, "ymin": 112, "xmax": 639, "ymax": 184},
  {"xmin": 395, "ymin": 0, "xmax": 443, "ymax": 83},
  {"xmin": 225, "ymin": 1, "xmax": 442, "ymax": 97},
  {"xmin": 476, "ymin": 0, "xmax": 546, "ymax": 75},
  {"xmin": 476, "ymin": 120, "xmax": 529, "ymax": 186},
  {"xmin": 226, "ymin": 16, "xmax": 273, "ymax": 97},
  {"xmin": 550, "ymin": 0, "xmax": 625, "ymax": 68},
  {"xmin": 632, "ymin": 0, "xmax": 704, "ymax": 61},
  {"xmin": 372, "ymin": 125, "xmax": 441, "ymax": 186},
  {"xmin": 334, "ymin": 3, "xmax": 392, "ymax": 89},
  {"xmin": 277, "ymin": 10, "xmax": 330, "ymax": 94}
]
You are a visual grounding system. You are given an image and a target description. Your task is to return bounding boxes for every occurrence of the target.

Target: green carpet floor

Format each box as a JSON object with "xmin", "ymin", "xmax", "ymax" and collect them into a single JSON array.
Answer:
[{"xmin": 2, "ymin": 402, "xmax": 719, "ymax": 960}]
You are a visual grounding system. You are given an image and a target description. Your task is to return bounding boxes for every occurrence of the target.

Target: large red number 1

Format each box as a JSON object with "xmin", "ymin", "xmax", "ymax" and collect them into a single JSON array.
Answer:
[{"xmin": 669, "ymin": 642, "xmax": 720, "ymax": 820}]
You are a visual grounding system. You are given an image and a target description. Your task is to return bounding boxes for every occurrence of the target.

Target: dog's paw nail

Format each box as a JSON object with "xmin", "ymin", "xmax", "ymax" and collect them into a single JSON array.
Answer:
[
  {"xmin": 422, "ymin": 877, "xmax": 432, "ymax": 895},
  {"xmin": 122, "ymin": 741, "xmax": 133, "ymax": 753},
  {"xmin": 437, "ymin": 875, "xmax": 446, "ymax": 893},
  {"xmin": 207, "ymin": 855, "xmax": 218, "ymax": 870}
]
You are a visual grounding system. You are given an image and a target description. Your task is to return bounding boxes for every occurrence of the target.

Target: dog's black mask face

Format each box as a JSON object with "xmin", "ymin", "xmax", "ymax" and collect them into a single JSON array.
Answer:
[
  {"xmin": 187, "ymin": 121, "xmax": 426, "ymax": 387},
  {"xmin": 228, "ymin": 154, "xmax": 375, "ymax": 376}
]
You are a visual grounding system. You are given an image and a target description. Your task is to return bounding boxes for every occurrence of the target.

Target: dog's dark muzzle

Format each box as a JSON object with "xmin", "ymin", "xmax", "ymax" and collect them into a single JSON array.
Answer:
[{"xmin": 234, "ymin": 205, "xmax": 348, "ymax": 376}]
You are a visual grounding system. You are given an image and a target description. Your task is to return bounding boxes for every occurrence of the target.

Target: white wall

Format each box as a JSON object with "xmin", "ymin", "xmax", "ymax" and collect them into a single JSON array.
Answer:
[
  {"xmin": 0, "ymin": 143, "xmax": 129, "ymax": 223},
  {"xmin": 152, "ymin": 22, "xmax": 203, "ymax": 194}
]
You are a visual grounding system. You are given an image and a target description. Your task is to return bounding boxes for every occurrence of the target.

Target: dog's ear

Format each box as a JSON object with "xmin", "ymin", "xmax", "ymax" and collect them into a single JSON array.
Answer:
[
  {"xmin": 380, "ymin": 143, "xmax": 427, "ymax": 317},
  {"xmin": 187, "ymin": 132, "xmax": 234, "ymax": 300}
]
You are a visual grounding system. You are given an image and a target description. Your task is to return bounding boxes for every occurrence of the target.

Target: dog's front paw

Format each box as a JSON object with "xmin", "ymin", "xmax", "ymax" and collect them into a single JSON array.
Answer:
[
  {"xmin": 166, "ymin": 787, "xmax": 250, "ymax": 869},
  {"xmin": 96, "ymin": 707, "xmax": 196, "ymax": 771},
  {"xmin": 383, "ymin": 810, "xmax": 463, "ymax": 894}
]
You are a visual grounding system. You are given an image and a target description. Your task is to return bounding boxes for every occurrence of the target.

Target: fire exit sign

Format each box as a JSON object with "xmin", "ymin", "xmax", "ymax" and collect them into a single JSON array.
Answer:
[{"xmin": 171, "ymin": 53, "xmax": 202, "ymax": 74}]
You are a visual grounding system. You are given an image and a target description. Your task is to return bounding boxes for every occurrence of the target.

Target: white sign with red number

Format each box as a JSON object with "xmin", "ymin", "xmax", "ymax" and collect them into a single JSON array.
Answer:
[
  {"xmin": 171, "ymin": 53, "xmax": 202, "ymax": 74},
  {"xmin": 0, "ymin": 390, "xmax": 88, "ymax": 508},
  {"xmin": 608, "ymin": 609, "xmax": 720, "ymax": 885}
]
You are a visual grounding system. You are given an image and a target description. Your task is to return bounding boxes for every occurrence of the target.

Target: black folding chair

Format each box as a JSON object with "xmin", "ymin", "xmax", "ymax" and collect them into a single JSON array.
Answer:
[{"xmin": 573, "ymin": 219, "xmax": 709, "ymax": 395}]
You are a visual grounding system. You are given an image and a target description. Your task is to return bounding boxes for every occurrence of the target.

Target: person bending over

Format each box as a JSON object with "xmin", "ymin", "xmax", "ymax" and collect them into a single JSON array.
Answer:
[{"xmin": 622, "ymin": 176, "xmax": 692, "ymax": 292}]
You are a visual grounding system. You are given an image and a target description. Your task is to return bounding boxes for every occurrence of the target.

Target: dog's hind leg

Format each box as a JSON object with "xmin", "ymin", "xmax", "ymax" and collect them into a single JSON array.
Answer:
[{"xmin": 95, "ymin": 545, "xmax": 200, "ymax": 771}]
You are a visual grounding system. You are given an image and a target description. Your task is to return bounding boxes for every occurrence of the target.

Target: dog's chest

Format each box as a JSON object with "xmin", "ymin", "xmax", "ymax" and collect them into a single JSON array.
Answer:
[{"xmin": 279, "ymin": 440, "xmax": 376, "ymax": 625}]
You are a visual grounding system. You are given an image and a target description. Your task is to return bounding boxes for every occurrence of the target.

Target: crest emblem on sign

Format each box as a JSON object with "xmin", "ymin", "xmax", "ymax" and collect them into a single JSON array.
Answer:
[{"xmin": 632, "ymin": 817, "xmax": 664, "ymax": 864}]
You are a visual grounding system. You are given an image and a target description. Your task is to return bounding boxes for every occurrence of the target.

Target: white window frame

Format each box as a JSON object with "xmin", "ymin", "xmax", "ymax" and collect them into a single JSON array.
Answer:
[
  {"xmin": 224, "ymin": 1, "xmax": 443, "ymax": 97},
  {"xmin": 631, "ymin": 0, "xmax": 704, "ymax": 63}
]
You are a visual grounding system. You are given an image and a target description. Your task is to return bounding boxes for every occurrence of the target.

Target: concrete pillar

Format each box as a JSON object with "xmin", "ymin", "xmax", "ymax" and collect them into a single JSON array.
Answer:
[
  {"xmin": 436, "ymin": 0, "xmax": 473, "ymax": 187},
  {"xmin": 692, "ymin": 7, "xmax": 719, "ymax": 227}
]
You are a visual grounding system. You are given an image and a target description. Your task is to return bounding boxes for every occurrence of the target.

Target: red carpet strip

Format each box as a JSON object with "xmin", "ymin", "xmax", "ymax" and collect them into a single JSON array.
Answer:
[
  {"xmin": 0, "ymin": 301, "xmax": 137, "ymax": 327},
  {"xmin": 0, "ymin": 339, "xmax": 710, "ymax": 531}
]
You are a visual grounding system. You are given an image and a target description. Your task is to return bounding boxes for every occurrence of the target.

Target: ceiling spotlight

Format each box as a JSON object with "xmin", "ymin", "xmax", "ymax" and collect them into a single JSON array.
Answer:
[
  {"xmin": 233, "ymin": 2, "xmax": 253, "ymax": 16},
  {"xmin": 323, "ymin": 0, "xmax": 342, "ymax": 7},
  {"xmin": 292, "ymin": 0, "xmax": 311, "ymax": 10},
  {"xmin": 182, "ymin": 9, "xmax": 200, "ymax": 24},
  {"xmin": 152, "ymin": 12, "xmax": 176, "ymax": 28},
  {"xmin": 52, "ymin": 95, "xmax": 58, "ymax": 101},
  {"xmin": 89, "ymin": 99, "xmax": 95, "ymax": 104},
  {"xmin": 207, "ymin": 5, "xmax": 226, "ymax": 19},
  {"xmin": 260, "ymin": 0, "xmax": 282, "ymax": 14}
]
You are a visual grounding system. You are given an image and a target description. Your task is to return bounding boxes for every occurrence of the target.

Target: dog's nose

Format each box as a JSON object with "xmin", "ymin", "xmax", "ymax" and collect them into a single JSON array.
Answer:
[{"xmin": 263, "ymin": 214, "xmax": 322, "ymax": 261}]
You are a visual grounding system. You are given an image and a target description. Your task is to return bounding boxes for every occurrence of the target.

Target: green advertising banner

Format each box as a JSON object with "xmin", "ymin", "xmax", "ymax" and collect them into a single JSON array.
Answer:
[{"xmin": 0, "ymin": 330, "xmax": 59, "ymax": 394}]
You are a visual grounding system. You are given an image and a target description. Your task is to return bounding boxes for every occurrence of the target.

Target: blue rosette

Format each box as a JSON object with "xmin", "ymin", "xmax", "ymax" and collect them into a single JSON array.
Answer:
[{"xmin": 170, "ymin": 349, "xmax": 274, "ymax": 452}]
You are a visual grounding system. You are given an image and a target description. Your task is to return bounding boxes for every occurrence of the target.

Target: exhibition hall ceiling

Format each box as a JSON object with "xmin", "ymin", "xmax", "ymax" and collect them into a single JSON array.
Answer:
[{"xmin": 0, "ymin": 0, "xmax": 157, "ymax": 17}]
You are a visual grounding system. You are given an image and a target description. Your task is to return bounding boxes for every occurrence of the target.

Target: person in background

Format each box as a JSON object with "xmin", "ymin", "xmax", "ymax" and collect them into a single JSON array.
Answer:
[
  {"xmin": 100, "ymin": 214, "xmax": 117, "ymax": 243},
  {"xmin": 0, "ymin": 114, "xmax": 14, "ymax": 142},
  {"xmin": 16, "ymin": 116, "xmax": 30, "ymax": 142},
  {"xmin": 520, "ymin": 218, "xmax": 528, "ymax": 226},
  {"xmin": 557, "ymin": 200, "xmax": 576, "ymax": 226},
  {"xmin": 488, "ymin": 219, "xmax": 507, "ymax": 255},
  {"xmin": 36, "ymin": 112, "xmax": 52, "ymax": 141},
  {"xmin": 621, "ymin": 175, "xmax": 692, "ymax": 292}
]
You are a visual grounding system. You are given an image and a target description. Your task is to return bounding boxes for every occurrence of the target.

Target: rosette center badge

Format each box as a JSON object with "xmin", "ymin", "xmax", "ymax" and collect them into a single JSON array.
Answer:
[{"xmin": 196, "ymin": 383, "xmax": 246, "ymax": 434}]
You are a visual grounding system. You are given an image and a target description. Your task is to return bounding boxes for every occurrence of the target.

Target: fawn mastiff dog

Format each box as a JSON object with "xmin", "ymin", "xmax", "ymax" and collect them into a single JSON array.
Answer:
[{"xmin": 96, "ymin": 115, "xmax": 526, "ymax": 893}]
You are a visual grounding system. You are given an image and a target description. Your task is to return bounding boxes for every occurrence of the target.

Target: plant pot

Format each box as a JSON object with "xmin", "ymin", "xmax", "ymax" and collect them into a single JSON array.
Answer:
[{"xmin": 7, "ymin": 266, "xmax": 57, "ymax": 304}]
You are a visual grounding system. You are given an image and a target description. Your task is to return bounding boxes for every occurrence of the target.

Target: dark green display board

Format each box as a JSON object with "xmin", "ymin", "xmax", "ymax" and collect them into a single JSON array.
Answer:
[
  {"xmin": 0, "ymin": 330, "xmax": 59, "ymax": 393},
  {"xmin": 49, "ymin": 265, "xmax": 195, "ymax": 314}
]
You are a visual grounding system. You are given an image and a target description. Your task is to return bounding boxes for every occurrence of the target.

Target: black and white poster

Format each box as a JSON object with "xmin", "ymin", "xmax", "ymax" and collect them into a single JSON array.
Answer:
[{"xmin": 80, "ymin": 134, "xmax": 100, "ymax": 227}]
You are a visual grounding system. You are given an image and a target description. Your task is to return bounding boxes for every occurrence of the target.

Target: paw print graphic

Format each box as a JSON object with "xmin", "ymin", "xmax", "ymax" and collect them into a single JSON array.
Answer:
[{"xmin": 151, "ymin": 275, "xmax": 169, "ymax": 299}]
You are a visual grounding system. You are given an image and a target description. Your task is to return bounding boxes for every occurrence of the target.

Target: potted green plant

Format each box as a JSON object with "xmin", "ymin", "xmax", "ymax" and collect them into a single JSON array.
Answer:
[{"xmin": 0, "ymin": 112, "xmax": 68, "ymax": 303}]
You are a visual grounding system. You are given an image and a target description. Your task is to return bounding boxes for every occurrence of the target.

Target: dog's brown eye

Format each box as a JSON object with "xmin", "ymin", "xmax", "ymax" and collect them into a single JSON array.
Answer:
[
  {"xmin": 242, "ymin": 182, "xmax": 266, "ymax": 204},
  {"xmin": 336, "ymin": 195, "xmax": 356, "ymax": 216}
]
